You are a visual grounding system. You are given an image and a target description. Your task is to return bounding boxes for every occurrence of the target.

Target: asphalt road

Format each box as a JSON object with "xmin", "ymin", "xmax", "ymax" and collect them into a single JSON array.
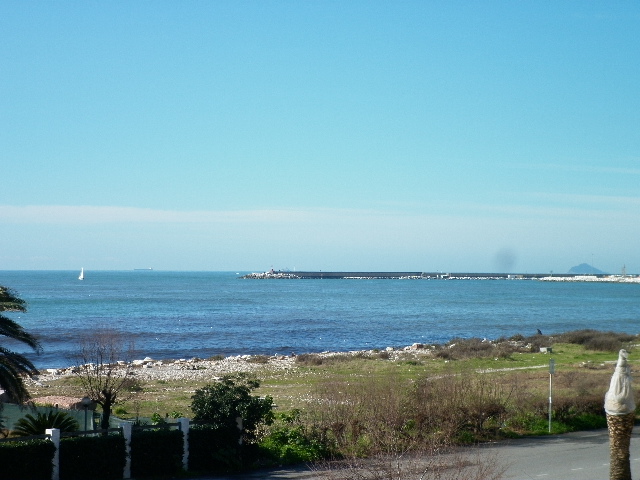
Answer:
[
  {"xmin": 182, "ymin": 427, "xmax": 640, "ymax": 480},
  {"xmin": 493, "ymin": 427, "xmax": 640, "ymax": 480}
]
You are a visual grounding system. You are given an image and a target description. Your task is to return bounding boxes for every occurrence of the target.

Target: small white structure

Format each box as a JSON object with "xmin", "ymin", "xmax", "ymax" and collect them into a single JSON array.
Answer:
[{"xmin": 605, "ymin": 349, "xmax": 635, "ymax": 415}]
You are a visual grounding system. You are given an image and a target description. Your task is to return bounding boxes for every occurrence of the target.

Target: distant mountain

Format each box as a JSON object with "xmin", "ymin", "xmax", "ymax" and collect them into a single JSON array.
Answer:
[{"xmin": 568, "ymin": 263, "xmax": 606, "ymax": 274}]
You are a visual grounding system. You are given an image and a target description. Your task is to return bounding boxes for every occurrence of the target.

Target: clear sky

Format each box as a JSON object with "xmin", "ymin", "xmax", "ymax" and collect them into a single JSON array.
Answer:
[{"xmin": 1, "ymin": 1, "xmax": 639, "ymax": 273}]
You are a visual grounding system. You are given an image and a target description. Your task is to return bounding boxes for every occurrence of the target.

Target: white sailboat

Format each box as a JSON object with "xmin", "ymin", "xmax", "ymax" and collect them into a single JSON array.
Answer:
[{"xmin": 79, "ymin": 268, "xmax": 84, "ymax": 280}]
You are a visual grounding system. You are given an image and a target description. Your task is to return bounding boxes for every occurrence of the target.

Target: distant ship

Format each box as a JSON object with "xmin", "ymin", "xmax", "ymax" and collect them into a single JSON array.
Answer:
[
  {"xmin": 134, "ymin": 268, "xmax": 153, "ymax": 271},
  {"xmin": 78, "ymin": 268, "xmax": 84, "ymax": 280}
]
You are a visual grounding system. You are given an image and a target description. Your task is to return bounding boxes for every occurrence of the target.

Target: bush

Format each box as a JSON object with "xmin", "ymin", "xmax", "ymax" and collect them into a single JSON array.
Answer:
[
  {"xmin": 0, "ymin": 439, "xmax": 55, "ymax": 479},
  {"xmin": 259, "ymin": 410, "xmax": 331, "ymax": 465},
  {"xmin": 189, "ymin": 424, "xmax": 243, "ymax": 472},
  {"xmin": 433, "ymin": 338, "xmax": 518, "ymax": 360},
  {"xmin": 295, "ymin": 352, "xmax": 373, "ymax": 366},
  {"xmin": 131, "ymin": 429, "xmax": 183, "ymax": 478},
  {"xmin": 60, "ymin": 434, "xmax": 126, "ymax": 480},
  {"xmin": 247, "ymin": 355, "xmax": 270, "ymax": 364},
  {"xmin": 191, "ymin": 373, "xmax": 274, "ymax": 445},
  {"xmin": 555, "ymin": 329, "xmax": 637, "ymax": 352},
  {"xmin": 295, "ymin": 353, "xmax": 324, "ymax": 366}
]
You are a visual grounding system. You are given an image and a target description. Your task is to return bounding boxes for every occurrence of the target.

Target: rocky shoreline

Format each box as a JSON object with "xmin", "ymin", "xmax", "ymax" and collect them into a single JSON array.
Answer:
[{"xmin": 28, "ymin": 343, "xmax": 441, "ymax": 385}]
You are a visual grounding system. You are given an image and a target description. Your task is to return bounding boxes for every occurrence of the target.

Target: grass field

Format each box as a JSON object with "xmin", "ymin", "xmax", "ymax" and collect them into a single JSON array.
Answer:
[{"xmin": 26, "ymin": 331, "xmax": 636, "ymax": 426}]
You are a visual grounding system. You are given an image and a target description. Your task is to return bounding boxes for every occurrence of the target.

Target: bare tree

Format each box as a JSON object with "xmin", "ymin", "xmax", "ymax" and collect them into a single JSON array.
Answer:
[{"xmin": 70, "ymin": 330, "xmax": 140, "ymax": 430}]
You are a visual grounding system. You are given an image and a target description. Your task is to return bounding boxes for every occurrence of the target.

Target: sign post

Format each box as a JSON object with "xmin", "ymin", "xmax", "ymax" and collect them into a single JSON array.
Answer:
[{"xmin": 548, "ymin": 358, "xmax": 555, "ymax": 433}]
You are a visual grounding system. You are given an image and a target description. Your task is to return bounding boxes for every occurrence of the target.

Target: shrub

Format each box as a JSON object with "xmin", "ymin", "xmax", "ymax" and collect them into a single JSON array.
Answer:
[
  {"xmin": 259, "ymin": 410, "xmax": 331, "ymax": 464},
  {"xmin": 131, "ymin": 429, "xmax": 183, "ymax": 478},
  {"xmin": 114, "ymin": 406, "xmax": 128, "ymax": 416},
  {"xmin": 520, "ymin": 334, "xmax": 552, "ymax": 352},
  {"xmin": 0, "ymin": 439, "xmax": 55, "ymax": 480},
  {"xmin": 308, "ymin": 373, "xmax": 421, "ymax": 456},
  {"xmin": 13, "ymin": 411, "xmax": 79, "ymax": 436},
  {"xmin": 295, "ymin": 353, "xmax": 324, "ymax": 366},
  {"xmin": 433, "ymin": 338, "xmax": 518, "ymax": 360},
  {"xmin": 296, "ymin": 352, "xmax": 374, "ymax": 366},
  {"xmin": 60, "ymin": 434, "xmax": 126, "ymax": 480},
  {"xmin": 410, "ymin": 372, "xmax": 510, "ymax": 442},
  {"xmin": 189, "ymin": 424, "xmax": 243, "ymax": 472},
  {"xmin": 247, "ymin": 355, "xmax": 270, "ymax": 364},
  {"xmin": 555, "ymin": 329, "xmax": 637, "ymax": 352},
  {"xmin": 191, "ymin": 373, "xmax": 274, "ymax": 446}
]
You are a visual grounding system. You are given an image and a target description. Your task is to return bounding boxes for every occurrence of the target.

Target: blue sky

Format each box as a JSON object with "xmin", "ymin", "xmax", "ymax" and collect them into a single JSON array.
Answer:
[{"xmin": 1, "ymin": 1, "xmax": 639, "ymax": 273}]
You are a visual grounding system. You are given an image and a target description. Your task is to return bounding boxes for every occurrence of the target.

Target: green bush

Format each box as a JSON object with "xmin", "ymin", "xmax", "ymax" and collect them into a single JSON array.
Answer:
[
  {"xmin": 191, "ymin": 373, "xmax": 274, "ymax": 446},
  {"xmin": 0, "ymin": 439, "xmax": 55, "ymax": 479},
  {"xmin": 189, "ymin": 424, "xmax": 244, "ymax": 473},
  {"xmin": 259, "ymin": 410, "xmax": 330, "ymax": 465},
  {"xmin": 60, "ymin": 434, "xmax": 126, "ymax": 480},
  {"xmin": 131, "ymin": 429, "xmax": 183, "ymax": 478},
  {"xmin": 564, "ymin": 413, "xmax": 607, "ymax": 430},
  {"xmin": 555, "ymin": 329, "xmax": 637, "ymax": 352},
  {"xmin": 434, "ymin": 337, "xmax": 518, "ymax": 360}
]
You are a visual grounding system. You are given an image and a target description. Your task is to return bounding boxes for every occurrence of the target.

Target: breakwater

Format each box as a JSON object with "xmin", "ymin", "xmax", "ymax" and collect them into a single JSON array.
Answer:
[
  {"xmin": 242, "ymin": 271, "xmax": 640, "ymax": 282},
  {"xmin": 242, "ymin": 271, "xmax": 424, "ymax": 279}
]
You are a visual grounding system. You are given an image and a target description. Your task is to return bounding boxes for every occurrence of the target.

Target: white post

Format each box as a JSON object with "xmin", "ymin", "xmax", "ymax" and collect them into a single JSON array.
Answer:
[
  {"xmin": 121, "ymin": 423, "xmax": 132, "ymax": 479},
  {"xmin": 177, "ymin": 417, "xmax": 190, "ymax": 471},
  {"xmin": 236, "ymin": 417, "xmax": 243, "ymax": 445},
  {"xmin": 46, "ymin": 428, "xmax": 60, "ymax": 480},
  {"xmin": 548, "ymin": 358, "xmax": 555, "ymax": 433}
]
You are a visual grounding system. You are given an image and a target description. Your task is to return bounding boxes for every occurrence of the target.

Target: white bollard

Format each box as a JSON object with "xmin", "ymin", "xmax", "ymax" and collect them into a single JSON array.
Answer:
[{"xmin": 46, "ymin": 428, "xmax": 60, "ymax": 480}]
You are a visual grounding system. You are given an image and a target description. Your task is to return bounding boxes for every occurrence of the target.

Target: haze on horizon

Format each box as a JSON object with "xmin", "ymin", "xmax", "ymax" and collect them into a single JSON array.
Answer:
[{"xmin": 1, "ymin": 2, "xmax": 639, "ymax": 275}]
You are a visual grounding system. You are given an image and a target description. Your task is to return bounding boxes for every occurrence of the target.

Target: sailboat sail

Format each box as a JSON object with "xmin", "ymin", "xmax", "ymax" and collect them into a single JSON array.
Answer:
[{"xmin": 79, "ymin": 268, "xmax": 84, "ymax": 280}]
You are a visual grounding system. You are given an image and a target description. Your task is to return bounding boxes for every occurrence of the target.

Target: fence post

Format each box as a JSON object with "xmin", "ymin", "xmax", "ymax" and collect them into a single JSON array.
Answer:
[
  {"xmin": 236, "ymin": 417, "xmax": 243, "ymax": 445},
  {"xmin": 46, "ymin": 428, "xmax": 60, "ymax": 480},
  {"xmin": 121, "ymin": 423, "xmax": 132, "ymax": 479},
  {"xmin": 177, "ymin": 417, "xmax": 190, "ymax": 471}
]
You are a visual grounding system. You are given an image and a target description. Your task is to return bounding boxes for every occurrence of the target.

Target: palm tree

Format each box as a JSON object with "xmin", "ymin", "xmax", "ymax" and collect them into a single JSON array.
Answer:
[
  {"xmin": 0, "ymin": 286, "xmax": 41, "ymax": 403},
  {"xmin": 13, "ymin": 411, "xmax": 79, "ymax": 436}
]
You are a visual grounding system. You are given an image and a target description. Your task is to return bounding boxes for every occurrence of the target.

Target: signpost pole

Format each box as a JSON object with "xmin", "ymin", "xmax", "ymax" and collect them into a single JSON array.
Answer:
[{"xmin": 548, "ymin": 358, "xmax": 555, "ymax": 433}]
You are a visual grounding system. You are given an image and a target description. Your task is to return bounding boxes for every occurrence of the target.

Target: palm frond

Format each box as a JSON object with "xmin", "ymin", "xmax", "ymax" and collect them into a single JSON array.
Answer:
[
  {"xmin": 0, "ymin": 287, "xmax": 27, "ymax": 313},
  {"xmin": 0, "ymin": 347, "xmax": 39, "ymax": 403},
  {"xmin": 13, "ymin": 411, "xmax": 79, "ymax": 436},
  {"xmin": 0, "ymin": 316, "xmax": 42, "ymax": 352}
]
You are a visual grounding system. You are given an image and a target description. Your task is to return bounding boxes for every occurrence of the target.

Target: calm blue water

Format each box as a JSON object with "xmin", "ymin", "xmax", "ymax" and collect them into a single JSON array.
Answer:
[{"xmin": 1, "ymin": 270, "xmax": 639, "ymax": 368}]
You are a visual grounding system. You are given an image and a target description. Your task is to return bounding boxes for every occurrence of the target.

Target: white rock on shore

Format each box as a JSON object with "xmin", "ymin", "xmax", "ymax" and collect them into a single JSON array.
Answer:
[
  {"xmin": 26, "ymin": 355, "xmax": 295, "ymax": 384},
  {"xmin": 26, "ymin": 347, "xmax": 438, "ymax": 385}
]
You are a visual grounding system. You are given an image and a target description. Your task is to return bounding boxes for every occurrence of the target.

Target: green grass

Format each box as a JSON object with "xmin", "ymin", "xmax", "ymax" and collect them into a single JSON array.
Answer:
[{"xmin": 27, "ymin": 337, "xmax": 636, "ymax": 421}]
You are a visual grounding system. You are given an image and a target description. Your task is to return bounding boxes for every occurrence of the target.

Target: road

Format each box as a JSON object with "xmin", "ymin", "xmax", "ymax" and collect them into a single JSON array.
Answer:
[
  {"xmin": 492, "ymin": 427, "xmax": 640, "ymax": 480},
  {"xmin": 183, "ymin": 427, "xmax": 640, "ymax": 480}
]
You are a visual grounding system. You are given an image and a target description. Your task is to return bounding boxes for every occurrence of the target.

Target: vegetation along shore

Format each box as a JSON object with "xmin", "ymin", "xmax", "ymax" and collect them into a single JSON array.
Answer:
[{"xmin": 14, "ymin": 331, "xmax": 639, "ymax": 461}]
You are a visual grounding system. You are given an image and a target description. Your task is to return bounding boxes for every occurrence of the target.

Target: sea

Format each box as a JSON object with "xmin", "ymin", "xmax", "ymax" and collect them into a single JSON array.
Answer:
[{"xmin": 1, "ymin": 270, "xmax": 639, "ymax": 369}]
